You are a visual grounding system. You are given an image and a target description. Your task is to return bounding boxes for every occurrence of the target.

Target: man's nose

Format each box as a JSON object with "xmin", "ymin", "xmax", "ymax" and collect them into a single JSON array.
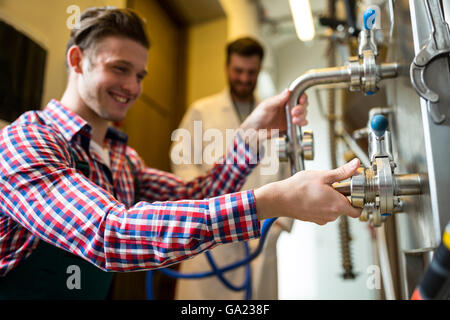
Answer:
[
  {"xmin": 121, "ymin": 77, "xmax": 140, "ymax": 96},
  {"xmin": 240, "ymin": 72, "xmax": 251, "ymax": 84}
]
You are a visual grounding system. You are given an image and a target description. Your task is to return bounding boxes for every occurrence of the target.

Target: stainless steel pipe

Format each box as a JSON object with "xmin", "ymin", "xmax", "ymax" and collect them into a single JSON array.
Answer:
[
  {"xmin": 394, "ymin": 173, "xmax": 423, "ymax": 196},
  {"xmin": 333, "ymin": 180, "xmax": 351, "ymax": 196},
  {"xmin": 285, "ymin": 62, "xmax": 398, "ymax": 175},
  {"xmin": 286, "ymin": 66, "xmax": 351, "ymax": 174},
  {"xmin": 331, "ymin": 173, "xmax": 423, "ymax": 203}
]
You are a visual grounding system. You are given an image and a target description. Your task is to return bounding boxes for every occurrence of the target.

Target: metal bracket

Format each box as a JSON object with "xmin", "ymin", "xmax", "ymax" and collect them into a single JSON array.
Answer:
[{"xmin": 410, "ymin": 0, "xmax": 450, "ymax": 124}]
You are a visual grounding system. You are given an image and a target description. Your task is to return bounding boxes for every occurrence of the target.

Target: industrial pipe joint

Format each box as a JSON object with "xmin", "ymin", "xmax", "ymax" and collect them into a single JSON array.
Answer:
[
  {"xmin": 332, "ymin": 114, "xmax": 423, "ymax": 227},
  {"xmin": 279, "ymin": 7, "xmax": 398, "ymax": 174},
  {"xmin": 279, "ymin": 7, "xmax": 421, "ymax": 227},
  {"xmin": 278, "ymin": 57, "xmax": 398, "ymax": 174}
]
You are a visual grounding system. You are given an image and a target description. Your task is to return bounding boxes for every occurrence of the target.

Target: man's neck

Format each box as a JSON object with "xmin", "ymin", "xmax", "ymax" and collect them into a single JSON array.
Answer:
[
  {"xmin": 230, "ymin": 91, "xmax": 254, "ymax": 105},
  {"xmin": 60, "ymin": 89, "xmax": 109, "ymax": 146}
]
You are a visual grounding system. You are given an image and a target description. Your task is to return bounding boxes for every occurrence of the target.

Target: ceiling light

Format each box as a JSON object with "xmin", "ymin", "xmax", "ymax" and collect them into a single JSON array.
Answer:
[{"xmin": 288, "ymin": 0, "xmax": 315, "ymax": 41}]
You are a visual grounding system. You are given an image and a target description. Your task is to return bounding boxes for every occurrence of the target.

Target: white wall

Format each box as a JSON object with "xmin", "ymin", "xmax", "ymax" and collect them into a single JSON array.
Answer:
[{"xmin": 273, "ymin": 36, "xmax": 377, "ymax": 300}]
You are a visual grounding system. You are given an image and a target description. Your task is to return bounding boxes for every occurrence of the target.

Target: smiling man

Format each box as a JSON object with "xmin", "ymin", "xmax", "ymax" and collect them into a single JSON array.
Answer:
[
  {"xmin": 62, "ymin": 10, "xmax": 149, "ymax": 145},
  {"xmin": 0, "ymin": 7, "xmax": 360, "ymax": 300}
]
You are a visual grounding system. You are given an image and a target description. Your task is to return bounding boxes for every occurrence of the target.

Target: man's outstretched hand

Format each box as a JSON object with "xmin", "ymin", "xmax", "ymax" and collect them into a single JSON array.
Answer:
[{"xmin": 254, "ymin": 158, "xmax": 362, "ymax": 225}]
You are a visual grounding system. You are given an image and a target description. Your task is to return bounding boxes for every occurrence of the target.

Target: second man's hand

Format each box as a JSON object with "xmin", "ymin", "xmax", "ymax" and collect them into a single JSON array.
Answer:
[{"xmin": 240, "ymin": 89, "xmax": 309, "ymax": 139}]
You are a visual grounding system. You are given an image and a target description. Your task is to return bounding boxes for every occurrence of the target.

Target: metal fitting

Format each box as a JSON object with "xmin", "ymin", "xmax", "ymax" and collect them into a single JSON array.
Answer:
[
  {"xmin": 361, "ymin": 50, "xmax": 378, "ymax": 94},
  {"xmin": 358, "ymin": 29, "xmax": 378, "ymax": 57},
  {"xmin": 333, "ymin": 171, "xmax": 422, "ymax": 227},
  {"xmin": 300, "ymin": 130, "xmax": 314, "ymax": 161},
  {"xmin": 281, "ymin": 59, "xmax": 397, "ymax": 174},
  {"xmin": 277, "ymin": 136, "xmax": 289, "ymax": 162},
  {"xmin": 369, "ymin": 132, "xmax": 394, "ymax": 165}
]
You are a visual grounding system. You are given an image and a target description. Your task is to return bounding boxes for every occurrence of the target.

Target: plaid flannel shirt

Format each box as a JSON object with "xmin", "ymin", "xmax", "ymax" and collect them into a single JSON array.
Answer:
[{"xmin": 0, "ymin": 99, "xmax": 261, "ymax": 276}]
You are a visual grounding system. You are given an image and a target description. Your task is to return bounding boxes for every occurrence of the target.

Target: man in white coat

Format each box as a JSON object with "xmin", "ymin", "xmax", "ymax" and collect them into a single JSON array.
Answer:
[{"xmin": 171, "ymin": 37, "xmax": 293, "ymax": 300}]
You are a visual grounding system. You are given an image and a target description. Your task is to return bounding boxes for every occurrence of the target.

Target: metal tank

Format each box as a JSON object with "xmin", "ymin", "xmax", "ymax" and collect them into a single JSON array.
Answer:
[
  {"xmin": 385, "ymin": 0, "xmax": 450, "ymax": 299},
  {"xmin": 282, "ymin": 0, "xmax": 449, "ymax": 299}
]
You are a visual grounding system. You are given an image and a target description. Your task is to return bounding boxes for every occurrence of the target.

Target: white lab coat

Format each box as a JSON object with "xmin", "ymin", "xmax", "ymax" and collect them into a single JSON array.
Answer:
[{"xmin": 171, "ymin": 89, "xmax": 293, "ymax": 300}]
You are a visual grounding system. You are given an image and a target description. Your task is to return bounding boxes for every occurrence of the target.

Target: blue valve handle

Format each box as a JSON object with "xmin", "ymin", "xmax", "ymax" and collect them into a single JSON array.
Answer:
[
  {"xmin": 363, "ymin": 8, "xmax": 376, "ymax": 31},
  {"xmin": 370, "ymin": 114, "xmax": 388, "ymax": 137}
]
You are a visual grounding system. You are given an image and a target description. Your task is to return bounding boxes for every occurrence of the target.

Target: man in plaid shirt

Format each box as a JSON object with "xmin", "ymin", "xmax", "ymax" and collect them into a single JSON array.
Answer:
[{"xmin": 0, "ymin": 7, "xmax": 361, "ymax": 299}]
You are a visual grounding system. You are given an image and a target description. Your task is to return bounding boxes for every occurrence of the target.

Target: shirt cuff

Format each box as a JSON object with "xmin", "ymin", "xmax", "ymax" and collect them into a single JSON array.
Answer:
[{"xmin": 208, "ymin": 190, "xmax": 261, "ymax": 244}]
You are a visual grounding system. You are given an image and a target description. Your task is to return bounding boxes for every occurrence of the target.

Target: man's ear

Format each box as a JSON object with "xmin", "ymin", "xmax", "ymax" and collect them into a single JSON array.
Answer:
[{"xmin": 67, "ymin": 45, "xmax": 84, "ymax": 74}]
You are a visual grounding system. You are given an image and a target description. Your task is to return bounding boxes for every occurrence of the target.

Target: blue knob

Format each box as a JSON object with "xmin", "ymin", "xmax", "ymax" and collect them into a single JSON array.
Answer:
[
  {"xmin": 363, "ymin": 8, "xmax": 376, "ymax": 30},
  {"xmin": 370, "ymin": 114, "xmax": 388, "ymax": 137}
]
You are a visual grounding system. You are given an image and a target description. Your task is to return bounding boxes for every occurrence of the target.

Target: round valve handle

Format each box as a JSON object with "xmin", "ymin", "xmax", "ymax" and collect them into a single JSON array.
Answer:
[
  {"xmin": 363, "ymin": 8, "xmax": 377, "ymax": 31},
  {"xmin": 370, "ymin": 114, "xmax": 388, "ymax": 137}
]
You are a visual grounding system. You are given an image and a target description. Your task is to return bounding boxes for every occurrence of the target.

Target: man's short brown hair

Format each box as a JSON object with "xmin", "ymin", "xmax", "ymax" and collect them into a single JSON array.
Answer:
[
  {"xmin": 66, "ymin": 7, "xmax": 149, "ymax": 61},
  {"xmin": 226, "ymin": 37, "xmax": 264, "ymax": 65}
]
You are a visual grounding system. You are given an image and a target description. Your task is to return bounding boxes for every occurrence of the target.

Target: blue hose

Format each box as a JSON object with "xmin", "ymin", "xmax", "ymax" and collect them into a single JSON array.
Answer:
[
  {"xmin": 204, "ymin": 241, "xmax": 251, "ymax": 292},
  {"xmin": 145, "ymin": 218, "xmax": 276, "ymax": 299},
  {"xmin": 244, "ymin": 241, "xmax": 252, "ymax": 300}
]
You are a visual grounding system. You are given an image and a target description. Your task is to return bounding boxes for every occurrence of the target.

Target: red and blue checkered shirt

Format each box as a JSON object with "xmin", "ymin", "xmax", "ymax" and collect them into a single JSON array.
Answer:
[{"xmin": 0, "ymin": 99, "xmax": 261, "ymax": 276}]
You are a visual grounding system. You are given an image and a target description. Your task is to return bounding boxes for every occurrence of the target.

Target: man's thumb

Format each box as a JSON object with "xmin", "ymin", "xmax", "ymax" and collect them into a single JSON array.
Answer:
[
  {"xmin": 325, "ymin": 158, "xmax": 360, "ymax": 183},
  {"xmin": 269, "ymin": 88, "xmax": 290, "ymax": 106}
]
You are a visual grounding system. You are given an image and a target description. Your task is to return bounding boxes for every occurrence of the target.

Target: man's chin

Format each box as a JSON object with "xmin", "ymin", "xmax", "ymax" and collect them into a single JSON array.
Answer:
[
  {"xmin": 101, "ymin": 111, "xmax": 128, "ymax": 123},
  {"xmin": 231, "ymin": 88, "xmax": 254, "ymax": 101},
  {"xmin": 109, "ymin": 114, "xmax": 127, "ymax": 123},
  {"xmin": 102, "ymin": 103, "xmax": 132, "ymax": 122}
]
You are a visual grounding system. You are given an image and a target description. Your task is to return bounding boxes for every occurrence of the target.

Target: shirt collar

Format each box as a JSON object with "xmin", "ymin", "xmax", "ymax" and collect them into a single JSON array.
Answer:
[
  {"xmin": 43, "ymin": 99, "xmax": 91, "ymax": 143},
  {"xmin": 43, "ymin": 99, "xmax": 128, "ymax": 144}
]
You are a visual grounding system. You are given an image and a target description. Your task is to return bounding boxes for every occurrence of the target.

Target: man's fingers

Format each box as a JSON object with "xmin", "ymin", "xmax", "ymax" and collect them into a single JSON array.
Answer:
[
  {"xmin": 348, "ymin": 206, "xmax": 363, "ymax": 218},
  {"xmin": 340, "ymin": 197, "xmax": 363, "ymax": 218},
  {"xmin": 291, "ymin": 105, "xmax": 307, "ymax": 117},
  {"xmin": 292, "ymin": 117, "xmax": 308, "ymax": 126},
  {"xmin": 258, "ymin": 88, "xmax": 290, "ymax": 113},
  {"xmin": 291, "ymin": 105, "xmax": 308, "ymax": 126},
  {"xmin": 290, "ymin": 94, "xmax": 308, "ymax": 126},
  {"xmin": 270, "ymin": 88, "xmax": 290, "ymax": 108},
  {"xmin": 332, "ymin": 192, "xmax": 362, "ymax": 219},
  {"xmin": 325, "ymin": 158, "xmax": 360, "ymax": 184},
  {"xmin": 297, "ymin": 93, "xmax": 308, "ymax": 105}
]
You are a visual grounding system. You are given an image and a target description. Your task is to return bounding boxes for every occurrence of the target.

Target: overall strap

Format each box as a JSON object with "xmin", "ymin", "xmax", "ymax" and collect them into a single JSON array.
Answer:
[{"xmin": 125, "ymin": 155, "xmax": 141, "ymax": 205}]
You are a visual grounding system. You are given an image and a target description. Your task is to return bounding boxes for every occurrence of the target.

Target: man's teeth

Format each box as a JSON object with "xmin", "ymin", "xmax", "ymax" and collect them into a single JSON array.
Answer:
[{"xmin": 111, "ymin": 93, "xmax": 129, "ymax": 103}]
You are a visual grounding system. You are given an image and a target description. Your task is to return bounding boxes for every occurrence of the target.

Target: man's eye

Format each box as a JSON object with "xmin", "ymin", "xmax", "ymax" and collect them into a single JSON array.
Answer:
[{"xmin": 114, "ymin": 66, "xmax": 127, "ymax": 73}]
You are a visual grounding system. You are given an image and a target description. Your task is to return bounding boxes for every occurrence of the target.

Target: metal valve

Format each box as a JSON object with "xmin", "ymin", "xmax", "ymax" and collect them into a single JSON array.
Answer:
[
  {"xmin": 349, "ymin": 7, "xmax": 380, "ymax": 95},
  {"xmin": 300, "ymin": 130, "xmax": 314, "ymax": 161},
  {"xmin": 333, "ymin": 114, "xmax": 423, "ymax": 227},
  {"xmin": 277, "ymin": 130, "xmax": 314, "ymax": 162},
  {"xmin": 281, "ymin": 6, "xmax": 397, "ymax": 176}
]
